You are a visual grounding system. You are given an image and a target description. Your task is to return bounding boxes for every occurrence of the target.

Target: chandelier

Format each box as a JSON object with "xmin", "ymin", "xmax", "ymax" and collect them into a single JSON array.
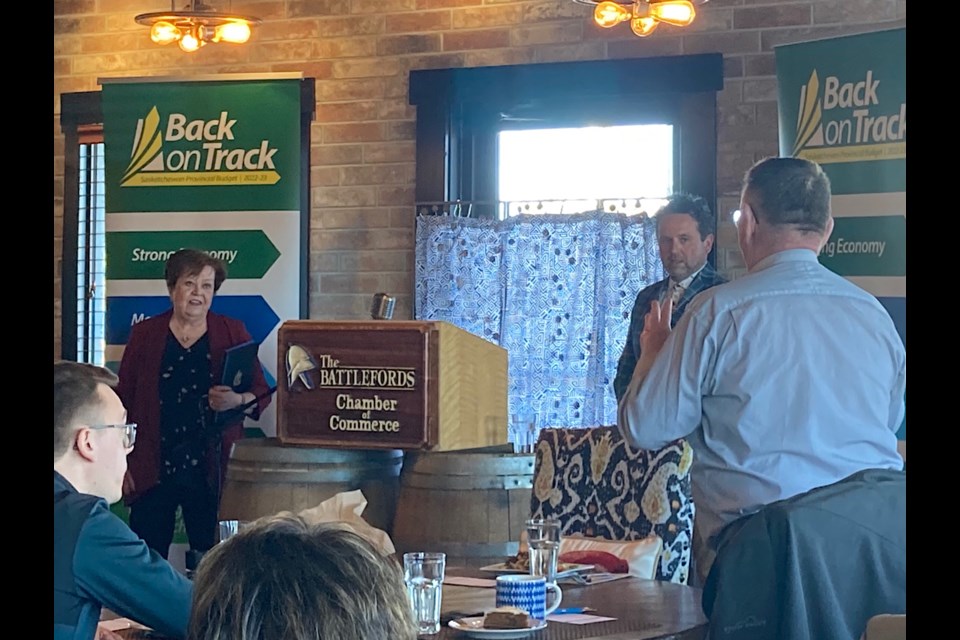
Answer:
[
  {"xmin": 134, "ymin": 1, "xmax": 262, "ymax": 53},
  {"xmin": 576, "ymin": 0, "xmax": 698, "ymax": 37}
]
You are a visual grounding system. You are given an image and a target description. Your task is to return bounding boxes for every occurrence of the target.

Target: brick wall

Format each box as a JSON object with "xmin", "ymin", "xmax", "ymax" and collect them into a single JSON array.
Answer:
[{"xmin": 53, "ymin": 0, "xmax": 906, "ymax": 356}]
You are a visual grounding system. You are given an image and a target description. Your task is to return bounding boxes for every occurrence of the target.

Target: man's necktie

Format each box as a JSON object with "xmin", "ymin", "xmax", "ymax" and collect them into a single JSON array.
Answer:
[
  {"xmin": 669, "ymin": 282, "xmax": 685, "ymax": 307},
  {"xmin": 665, "ymin": 283, "xmax": 684, "ymax": 327},
  {"xmin": 670, "ymin": 282, "xmax": 685, "ymax": 309}
]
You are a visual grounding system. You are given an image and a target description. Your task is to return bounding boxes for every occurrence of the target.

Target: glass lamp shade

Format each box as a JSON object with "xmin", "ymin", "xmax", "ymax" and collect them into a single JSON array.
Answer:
[
  {"xmin": 647, "ymin": 0, "xmax": 696, "ymax": 26},
  {"xmin": 178, "ymin": 29, "xmax": 203, "ymax": 52},
  {"xmin": 216, "ymin": 21, "xmax": 252, "ymax": 43},
  {"xmin": 150, "ymin": 21, "xmax": 180, "ymax": 44},
  {"xmin": 630, "ymin": 15, "xmax": 659, "ymax": 35},
  {"xmin": 594, "ymin": 1, "xmax": 631, "ymax": 27},
  {"xmin": 135, "ymin": 4, "xmax": 261, "ymax": 51}
]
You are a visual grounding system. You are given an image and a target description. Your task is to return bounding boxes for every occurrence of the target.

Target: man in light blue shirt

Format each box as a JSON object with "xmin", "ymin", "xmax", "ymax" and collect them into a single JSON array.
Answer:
[{"xmin": 617, "ymin": 157, "xmax": 905, "ymax": 587}]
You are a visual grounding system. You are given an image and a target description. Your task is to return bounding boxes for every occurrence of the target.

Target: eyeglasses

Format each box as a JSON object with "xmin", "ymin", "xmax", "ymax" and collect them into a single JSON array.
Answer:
[{"xmin": 88, "ymin": 423, "xmax": 138, "ymax": 448}]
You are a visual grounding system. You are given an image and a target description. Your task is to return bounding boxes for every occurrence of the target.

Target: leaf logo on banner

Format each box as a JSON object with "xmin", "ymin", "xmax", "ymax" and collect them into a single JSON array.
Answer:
[
  {"xmin": 121, "ymin": 106, "xmax": 165, "ymax": 185},
  {"xmin": 792, "ymin": 70, "xmax": 824, "ymax": 157}
]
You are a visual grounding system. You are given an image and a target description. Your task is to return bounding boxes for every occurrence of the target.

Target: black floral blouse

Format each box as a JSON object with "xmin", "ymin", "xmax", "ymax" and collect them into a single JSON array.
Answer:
[{"xmin": 158, "ymin": 331, "xmax": 213, "ymax": 481}]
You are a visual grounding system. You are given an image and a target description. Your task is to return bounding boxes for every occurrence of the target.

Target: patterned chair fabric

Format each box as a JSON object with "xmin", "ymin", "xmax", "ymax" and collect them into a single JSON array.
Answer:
[{"xmin": 530, "ymin": 426, "xmax": 694, "ymax": 584}]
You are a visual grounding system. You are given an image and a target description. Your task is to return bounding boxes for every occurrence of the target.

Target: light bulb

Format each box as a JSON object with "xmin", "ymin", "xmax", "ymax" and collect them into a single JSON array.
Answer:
[
  {"xmin": 217, "ymin": 21, "xmax": 252, "ymax": 44},
  {"xmin": 593, "ymin": 1, "xmax": 631, "ymax": 28},
  {"xmin": 647, "ymin": 0, "xmax": 696, "ymax": 26},
  {"xmin": 179, "ymin": 28, "xmax": 202, "ymax": 52},
  {"xmin": 630, "ymin": 15, "xmax": 659, "ymax": 36},
  {"xmin": 150, "ymin": 21, "xmax": 180, "ymax": 45}
]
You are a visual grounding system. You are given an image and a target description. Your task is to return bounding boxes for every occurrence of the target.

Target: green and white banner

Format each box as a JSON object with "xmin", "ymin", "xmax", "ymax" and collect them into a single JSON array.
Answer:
[
  {"xmin": 776, "ymin": 28, "xmax": 906, "ymax": 441},
  {"xmin": 102, "ymin": 75, "xmax": 306, "ymax": 441}
]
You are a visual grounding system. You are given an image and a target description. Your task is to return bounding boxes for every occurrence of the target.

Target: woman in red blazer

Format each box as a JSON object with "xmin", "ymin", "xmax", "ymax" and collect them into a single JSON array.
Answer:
[{"xmin": 117, "ymin": 249, "xmax": 271, "ymax": 560}]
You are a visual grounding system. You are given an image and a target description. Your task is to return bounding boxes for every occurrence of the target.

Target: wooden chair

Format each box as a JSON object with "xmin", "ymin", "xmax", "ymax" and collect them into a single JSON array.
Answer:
[
  {"xmin": 861, "ymin": 614, "xmax": 906, "ymax": 640},
  {"xmin": 529, "ymin": 426, "xmax": 694, "ymax": 584}
]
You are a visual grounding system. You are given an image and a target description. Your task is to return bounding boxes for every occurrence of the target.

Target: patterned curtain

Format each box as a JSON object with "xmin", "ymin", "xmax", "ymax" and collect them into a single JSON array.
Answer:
[{"xmin": 415, "ymin": 211, "xmax": 663, "ymax": 445}]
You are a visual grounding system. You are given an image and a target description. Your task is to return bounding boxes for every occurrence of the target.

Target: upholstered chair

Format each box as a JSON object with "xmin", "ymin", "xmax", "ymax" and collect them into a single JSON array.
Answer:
[{"xmin": 529, "ymin": 426, "xmax": 694, "ymax": 584}]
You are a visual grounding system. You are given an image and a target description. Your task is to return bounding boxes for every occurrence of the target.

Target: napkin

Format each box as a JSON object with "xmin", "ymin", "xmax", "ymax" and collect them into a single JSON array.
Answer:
[
  {"xmin": 295, "ymin": 489, "xmax": 395, "ymax": 555},
  {"xmin": 548, "ymin": 613, "xmax": 617, "ymax": 625},
  {"xmin": 443, "ymin": 576, "xmax": 497, "ymax": 588},
  {"xmin": 558, "ymin": 535, "xmax": 662, "ymax": 580},
  {"xmin": 559, "ymin": 550, "xmax": 629, "ymax": 573}
]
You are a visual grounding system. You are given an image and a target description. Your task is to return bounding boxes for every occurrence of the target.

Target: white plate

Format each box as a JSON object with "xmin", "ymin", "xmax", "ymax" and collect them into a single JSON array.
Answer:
[
  {"xmin": 478, "ymin": 563, "xmax": 594, "ymax": 578},
  {"xmin": 448, "ymin": 616, "xmax": 547, "ymax": 639}
]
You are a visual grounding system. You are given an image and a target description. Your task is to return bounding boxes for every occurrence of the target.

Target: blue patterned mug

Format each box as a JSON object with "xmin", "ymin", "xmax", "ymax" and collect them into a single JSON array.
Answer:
[{"xmin": 495, "ymin": 574, "xmax": 562, "ymax": 620}]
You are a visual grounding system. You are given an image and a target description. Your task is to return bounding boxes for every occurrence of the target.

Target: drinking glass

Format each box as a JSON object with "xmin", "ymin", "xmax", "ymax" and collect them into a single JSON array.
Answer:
[
  {"xmin": 511, "ymin": 411, "xmax": 538, "ymax": 453},
  {"xmin": 403, "ymin": 551, "xmax": 446, "ymax": 635},
  {"xmin": 526, "ymin": 518, "xmax": 561, "ymax": 585},
  {"xmin": 218, "ymin": 519, "xmax": 240, "ymax": 542}
]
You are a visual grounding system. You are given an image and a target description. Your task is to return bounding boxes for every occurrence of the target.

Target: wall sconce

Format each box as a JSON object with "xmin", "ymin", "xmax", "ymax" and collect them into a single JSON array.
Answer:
[
  {"xmin": 581, "ymin": 0, "xmax": 697, "ymax": 37},
  {"xmin": 135, "ymin": 1, "xmax": 262, "ymax": 53}
]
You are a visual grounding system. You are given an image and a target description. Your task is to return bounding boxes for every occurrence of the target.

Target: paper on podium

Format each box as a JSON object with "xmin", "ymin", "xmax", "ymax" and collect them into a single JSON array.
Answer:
[{"xmin": 297, "ymin": 489, "xmax": 395, "ymax": 555}]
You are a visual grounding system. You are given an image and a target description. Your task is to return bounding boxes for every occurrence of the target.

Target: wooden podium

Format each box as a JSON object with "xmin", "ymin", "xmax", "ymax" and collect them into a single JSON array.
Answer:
[{"xmin": 277, "ymin": 320, "xmax": 508, "ymax": 450}]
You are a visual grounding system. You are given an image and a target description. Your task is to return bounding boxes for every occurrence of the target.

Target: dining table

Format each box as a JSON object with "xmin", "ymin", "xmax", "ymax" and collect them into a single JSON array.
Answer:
[
  {"xmin": 111, "ymin": 569, "xmax": 707, "ymax": 640},
  {"xmin": 436, "ymin": 567, "xmax": 707, "ymax": 640}
]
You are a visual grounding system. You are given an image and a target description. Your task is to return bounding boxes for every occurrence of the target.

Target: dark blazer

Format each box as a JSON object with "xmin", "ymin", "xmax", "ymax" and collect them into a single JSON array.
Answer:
[
  {"xmin": 54, "ymin": 471, "xmax": 193, "ymax": 640},
  {"xmin": 613, "ymin": 263, "xmax": 726, "ymax": 401},
  {"xmin": 117, "ymin": 308, "xmax": 271, "ymax": 505},
  {"xmin": 702, "ymin": 468, "xmax": 906, "ymax": 640}
]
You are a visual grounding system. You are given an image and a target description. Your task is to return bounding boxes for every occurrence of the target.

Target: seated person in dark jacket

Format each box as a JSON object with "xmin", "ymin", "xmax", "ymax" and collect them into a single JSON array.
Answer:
[{"xmin": 54, "ymin": 361, "xmax": 193, "ymax": 640}]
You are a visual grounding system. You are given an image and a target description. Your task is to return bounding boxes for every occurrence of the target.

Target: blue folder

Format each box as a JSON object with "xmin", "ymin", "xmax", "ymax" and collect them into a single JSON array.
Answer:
[{"xmin": 221, "ymin": 340, "xmax": 259, "ymax": 393}]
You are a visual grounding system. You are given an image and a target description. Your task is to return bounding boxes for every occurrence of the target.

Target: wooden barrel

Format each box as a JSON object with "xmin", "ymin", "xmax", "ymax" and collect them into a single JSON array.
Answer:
[
  {"xmin": 392, "ymin": 450, "xmax": 534, "ymax": 568},
  {"xmin": 219, "ymin": 438, "xmax": 404, "ymax": 534}
]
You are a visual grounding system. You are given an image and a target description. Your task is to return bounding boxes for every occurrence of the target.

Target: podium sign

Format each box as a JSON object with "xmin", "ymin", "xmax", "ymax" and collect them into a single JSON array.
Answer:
[{"xmin": 277, "ymin": 320, "xmax": 508, "ymax": 450}]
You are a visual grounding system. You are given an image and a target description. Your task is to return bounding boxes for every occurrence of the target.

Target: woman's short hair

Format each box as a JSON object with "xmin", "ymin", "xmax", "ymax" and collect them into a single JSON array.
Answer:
[
  {"xmin": 188, "ymin": 514, "xmax": 417, "ymax": 640},
  {"xmin": 164, "ymin": 249, "xmax": 227, "ymax": 292}
]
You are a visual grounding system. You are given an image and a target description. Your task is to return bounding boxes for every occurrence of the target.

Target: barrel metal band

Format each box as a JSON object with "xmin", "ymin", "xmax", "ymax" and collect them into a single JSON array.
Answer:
[
  {"xmin": 227, "ymin": 465, "xmax": 401, "ymax": 484},
  {"xmin": 400, "ymin": 474, "xmax": 533, "ymax": 490}
]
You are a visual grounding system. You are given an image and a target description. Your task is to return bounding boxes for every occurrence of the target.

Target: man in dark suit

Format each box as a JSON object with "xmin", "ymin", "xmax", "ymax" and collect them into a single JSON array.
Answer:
[{"xmin": 614, "ymin": 193, "xmax": 726, "ymax": 401}]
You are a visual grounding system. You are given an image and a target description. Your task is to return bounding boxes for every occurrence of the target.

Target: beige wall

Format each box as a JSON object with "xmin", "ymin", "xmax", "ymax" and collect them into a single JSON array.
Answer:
[{"xmin": 53, "ymin": 0, "xmax": 906, "ymax": 358}]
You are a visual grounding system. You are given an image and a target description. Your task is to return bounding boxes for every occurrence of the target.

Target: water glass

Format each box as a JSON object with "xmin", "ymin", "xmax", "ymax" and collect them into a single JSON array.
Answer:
[
  {"xmin": 218, "ymin": 519, "xmax": 240, "ymax": 542},
  {"xmin": 511, "ymin": 411, "xmax": 538, "ymax": 453},
  {"xmin": 526, "ymin": 518, "xmax": 561, "ymax": 585},
  {"xmin": 403, "ymin": 552, "xmax": 446, "ymax": 635}
]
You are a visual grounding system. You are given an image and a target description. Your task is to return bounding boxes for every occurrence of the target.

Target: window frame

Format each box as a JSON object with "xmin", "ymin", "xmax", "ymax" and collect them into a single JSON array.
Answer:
[
  {"xmin": 410, "ymin": 53, "xmax": 721, "ymax": 206},
  {"xmin": 59, "ymin": 92, "xmax": 103, "ymax": 362},
  {"xmin": 408, "ymin": 53, "xmax": 724, "ymax": 252},
  {"xmin": 75, "ymin": 136, "xmax": 107, "ymax": 365}
]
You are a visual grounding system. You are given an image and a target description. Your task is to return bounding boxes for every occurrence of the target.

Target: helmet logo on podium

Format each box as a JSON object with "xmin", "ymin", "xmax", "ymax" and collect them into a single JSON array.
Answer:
[{"xmin": 286, "ymin": 344, "xmax": 318, "ymax": 390}]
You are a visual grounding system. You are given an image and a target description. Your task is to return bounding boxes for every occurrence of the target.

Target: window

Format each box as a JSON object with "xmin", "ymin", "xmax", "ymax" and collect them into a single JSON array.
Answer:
[
  {"xmin": 498, "ymin": 124, "xmax": 672, "ymax": 217},
  {"xmin": 59, "ymin": 90, "xmax": 108, "ymax": 365},
  {"xmin": 76, "ymin": 141, "xmax": 107, "ymax": 366},
  {"xmin": 409, "ymin": 55, "xmax": 724, "ymax": 431}
]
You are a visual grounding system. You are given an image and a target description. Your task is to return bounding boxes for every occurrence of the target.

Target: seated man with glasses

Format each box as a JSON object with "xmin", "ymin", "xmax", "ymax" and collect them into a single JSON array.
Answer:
[{"xmin": 55, "ymin": 361, "xmax": 193, "ymax": 640}]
